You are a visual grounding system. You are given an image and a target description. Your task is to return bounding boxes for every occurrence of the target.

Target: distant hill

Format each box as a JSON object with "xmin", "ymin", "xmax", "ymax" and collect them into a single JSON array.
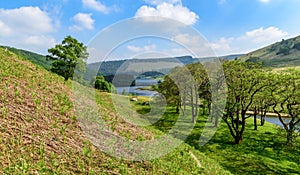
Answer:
[
  {"xmin": 220, "ymin": 54, "xmax": 244, "ymax": 61},
  {"xmin": 0, "ymin": 46, "xmax": 52, "ymax": 70},
  {"xmin": 238, "ymin": 35, "xmax": 300, "ymax": 67},
  {"xmin": 87, "ymin": 54, "xmax": 242, "ymax": 78},
  {"xmin": 87, "ymin": 56, "xmax": 195, "ymax": 76}
]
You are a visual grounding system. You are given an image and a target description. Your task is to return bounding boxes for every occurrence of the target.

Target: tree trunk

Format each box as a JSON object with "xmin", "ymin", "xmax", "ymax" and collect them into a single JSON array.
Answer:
[
  {"xmin": 260, "ymin": 116, "xmax": 265, "ymax": 126},
  {"xmin": 254, "ymin": 108, "xmax": 257, "ymax": 130},
  {"xmin": 235, "ymin": 132, "xmax": 243, "ymax": 144},
  {"xmin": 191, "ymin": 85, "xmax": 199, "ymax": 123},
  {"xmin": 214, "ymin": 115, "xmax": 219, "ymax": 127},
  {"xmin": 260, "ymin": 108, "xmax": 266, "ymax": 126},
  {"xmin": 254, "ymin": 115, "xmax": 257, "ymax": 130},
  {"xmin": 286, "ymin": 130, "xmax": 294, "ymax": 146}
]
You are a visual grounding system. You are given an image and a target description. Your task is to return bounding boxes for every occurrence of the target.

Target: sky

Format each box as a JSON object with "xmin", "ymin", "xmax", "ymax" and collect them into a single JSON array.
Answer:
[{"xmin": 1, "ymin": 0, "xmax": 300, "ymax": 62}]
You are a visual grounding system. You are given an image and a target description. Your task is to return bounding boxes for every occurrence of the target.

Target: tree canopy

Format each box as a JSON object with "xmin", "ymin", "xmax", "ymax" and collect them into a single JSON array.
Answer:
[{"xmin": 47, "ymin": 36, "xmax": 88, "ymax": 81}]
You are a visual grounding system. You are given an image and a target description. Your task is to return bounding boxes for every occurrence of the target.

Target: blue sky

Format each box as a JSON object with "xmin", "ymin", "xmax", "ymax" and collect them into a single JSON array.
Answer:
[{"xmin": 1, "ymin": 0, "xmax": 300, "ymax": 61}]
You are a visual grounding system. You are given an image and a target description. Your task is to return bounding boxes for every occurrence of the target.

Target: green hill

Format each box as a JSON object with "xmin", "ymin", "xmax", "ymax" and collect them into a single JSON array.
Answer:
[
  {"xmin": 0, "ymin": 46, "xmax": 52, "ymax": 70},
  {"xmin": 238, "ymin": 35, "xmax": 300, "ymax": 67},
  {"xmin": 0, "ymin": 48, "xmax": 231, "ymax": 174}
]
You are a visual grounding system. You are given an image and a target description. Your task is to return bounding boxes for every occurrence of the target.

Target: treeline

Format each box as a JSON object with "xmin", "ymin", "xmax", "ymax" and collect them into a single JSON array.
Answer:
[{"xmin": 158, "ymin": 60, "xmax": 300, "ymax": 145}]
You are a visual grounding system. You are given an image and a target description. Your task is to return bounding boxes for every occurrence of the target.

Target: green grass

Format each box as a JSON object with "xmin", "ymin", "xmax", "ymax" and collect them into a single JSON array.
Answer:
[
  {"xmin": 131, "ymin": 99, "xmax": 300, "ymax": 175},
  {"xmin": 0, "ymin": 47, "xmax": 231, "ymax": 174},
  {"xmin": 3, "ymin": 46, "xmax": 298, "ymax": 174}
]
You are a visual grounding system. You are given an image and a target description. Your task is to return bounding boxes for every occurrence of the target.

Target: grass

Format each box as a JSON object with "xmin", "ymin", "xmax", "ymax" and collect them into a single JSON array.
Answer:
[
  {"xmin": 3, "ymin": 46, "xmax": 298, "ymax": 174},
  {"xmin": 132, "ymin": 98, "xmax": 300, "ymax": 175},
  {"xmin": 0, "ymin": 48, "xmax": 232, "ymax": 174}
]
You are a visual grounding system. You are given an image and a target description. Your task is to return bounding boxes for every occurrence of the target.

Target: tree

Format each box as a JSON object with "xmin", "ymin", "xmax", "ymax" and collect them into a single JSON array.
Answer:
[
  {"xmin": 158, "ymin": 68, "xmax": 181, "ymax": 114},
  {"xmin": 47, "ymin": 36, "xmax": 88, "ymax": 81},
  {"xmin": 271, "ymin": 69, "xmax": 300, "ymax": 145},
  {"xmin": 92, "ymin": 76, "xmax": 114, "ymax": 93},
  {"xmin": 222, "ymin": 61, "xmax": 267, "ymax": 144}
]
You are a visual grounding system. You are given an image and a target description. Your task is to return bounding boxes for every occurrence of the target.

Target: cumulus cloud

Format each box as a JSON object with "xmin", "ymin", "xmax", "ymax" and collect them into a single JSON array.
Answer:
[
  {"xmin": 82, "ymin": 0, "xmax": 113, "ymax": 14},
  {"xmin": 171, "ymin": 33, "xmax": 215, "ymax": 57},
  {"xmin": 127, "ymin": 44, "xmax": 156, "ymax": 53},
  {"xmin": 238, "ymin": 26, "xmax": 288, "ymax": 44},
  {"xmin": 210, "ymin": 37, "xmax": 234, "ymax": 53},
  {"xmin": 210, "ymin": 26, "xmax": 288, "ymax": 56},
  {"xmin": 0, "ymin": 6, "xmax": 54, "ymax": 36},
  {"xmin": 70, "ymin": 13, "xmax": 95, "ymax": 31},
  {"xmin": 135, "ymin": 3, "xmax": 199, "ymax": 25},
  {"xmin": 0, "ymin": 6, "xmax": 56, "ymax": 54}
]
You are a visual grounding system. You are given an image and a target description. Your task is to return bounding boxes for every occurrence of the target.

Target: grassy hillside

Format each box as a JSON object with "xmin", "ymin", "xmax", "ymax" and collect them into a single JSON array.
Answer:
[
  {"xmin": 0, "ymin": 46, "xmax": 52, "ymax": 70},
  {"xmin": 0, "ymin": 48, "xmax": 231, "ymax": 174},
  {"xmin": 239, "ymin": 35, "xmax": 300, "ymax": 67}
]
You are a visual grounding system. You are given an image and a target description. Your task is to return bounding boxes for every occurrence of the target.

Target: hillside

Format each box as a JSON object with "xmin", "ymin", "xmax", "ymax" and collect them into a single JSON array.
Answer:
[
  {"xmin": 87, "ymin": 54, "xmax": 244, "ymax": 78},
  {"xmin": 0, "ymin": 48, "xmax": 231, "ymax": 174},
  {"xmin": 0, "ymin": 46, "xmax": 52, "ymax": 70},
  {"xmin": 238, "ymin": 35, "xmax": 300, "ymax": 67}
]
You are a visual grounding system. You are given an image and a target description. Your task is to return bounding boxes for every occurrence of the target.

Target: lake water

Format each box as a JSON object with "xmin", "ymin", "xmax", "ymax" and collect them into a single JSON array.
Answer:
[
  {"xmin": 264, "ymin": 116, "xmax": 291, "ymax": 128},
  {"xmin": 263, "ymin": 116, "xmax": 299, "ymax": 131},
  {"xmin": 115, "ymin": 79, "xmax": 158, "ymax": 97}
]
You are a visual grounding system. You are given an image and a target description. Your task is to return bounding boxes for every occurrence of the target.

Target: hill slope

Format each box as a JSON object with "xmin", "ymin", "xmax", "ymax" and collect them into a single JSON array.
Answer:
[
  {"xmin": 0, "ymin": 46, "xmax": 52, "ymax": 70},
  {"xmin": 238, "ymin": 35, "xmax": 300, "ymax": 67},
  {"xmin": 0, "ymin": 48, "xmax": 231, "ymax": 174}
]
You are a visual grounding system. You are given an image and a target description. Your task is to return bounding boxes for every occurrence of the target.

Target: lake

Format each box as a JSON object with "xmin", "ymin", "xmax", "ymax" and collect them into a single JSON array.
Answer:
[
  {"xmin": 263, "ymin": 116, "xmax": 299, "ymax": 131},
  {"xmin": 115, "ymin": 79, "xmax": 158, "ymax": 97}
]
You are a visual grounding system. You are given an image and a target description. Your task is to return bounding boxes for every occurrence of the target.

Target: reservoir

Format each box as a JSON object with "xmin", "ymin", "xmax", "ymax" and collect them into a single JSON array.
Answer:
[{"xmin": 115, "ymin": 79, "xmax": 158, "ymax": 97}]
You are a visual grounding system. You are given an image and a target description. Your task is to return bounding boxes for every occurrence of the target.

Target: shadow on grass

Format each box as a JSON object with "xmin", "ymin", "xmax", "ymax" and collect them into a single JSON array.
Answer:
[{"xmin": 130, "ymin": 103, "xmax": 300, "ymax": 174}]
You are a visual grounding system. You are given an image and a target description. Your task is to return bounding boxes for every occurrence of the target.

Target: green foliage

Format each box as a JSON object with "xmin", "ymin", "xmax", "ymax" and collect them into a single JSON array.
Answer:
[
  {"xmin": 222, "ymin": 61, "xmax": 268, "ymax": 144},
  {"xmin": 47, "ymin": 36, "xmax": 88, "ymax": 81},
  {"xmin": 246, "ymin": 56, "xmax": 262, "ymax": 64},
  {"xmin": 270, "ymin": 69, "xmax": 300, "ymax": 145},
  {"xmin": 93, "ymin": 76, "xmax": 114, "ymax": 93}
]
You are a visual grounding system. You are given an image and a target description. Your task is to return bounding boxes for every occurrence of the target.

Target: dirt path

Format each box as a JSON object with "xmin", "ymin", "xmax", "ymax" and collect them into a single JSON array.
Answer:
[{"xmin": 245, "ymin": 111, "xmax": 290, "ymax": 117}]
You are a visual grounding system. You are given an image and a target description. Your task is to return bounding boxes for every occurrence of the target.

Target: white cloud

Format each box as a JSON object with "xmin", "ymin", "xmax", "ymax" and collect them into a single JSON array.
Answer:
[
  {"xmin": 238, "ymin": 26, "xmax": 288, "ymax": 44},
  {"xmin": 171, "ymin": 33, "xmax": 215, "ymax": 57},
  {"xmin": 70, "ymin": 13, "xmax": 95, "ymax": 31},
  {"xmin": 82, "ymin": 0, "xmax": 112, "ymax": 14},
  {"xmin": 258, "ymin": 0, "xmax": 270, "ymax": 3},
  {"xmin": 0, "ymin": 6, "xmax": 54, "ymax": 36},
  {"xmin": 210, "ymin": 37, "xmax": 234, "ymax": 52},
  {"xmin": 135, "ymin": 3, "xmax": 199, "ymax": 25},
  {"xmin": 0, "ymin": 6, "xmax": 56, "ymax": 54},
  {"xmin": 143, "ymin": 0, "xmax": 182, "ymax": 5},
  {"xmin": 210, "ymin": 26, "xmax": 288, "ymax": 56},
  {"xmin": 127, "ymin": 44, "xmax": 156, "ymax": 53}
]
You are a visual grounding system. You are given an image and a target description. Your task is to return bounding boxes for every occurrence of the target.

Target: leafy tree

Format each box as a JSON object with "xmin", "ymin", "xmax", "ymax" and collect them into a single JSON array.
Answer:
[
  {"xmin": 222, "ymin": 61, "xmax": 267, "ymax": 144},
  {"xmin": 93, "ymin": 76, "xmax": 114, "ymax": 92},
  {"xmin": 158, "ymin": 69, "xmax": 181, "ymax": 114},
  {"xmin": 47, "ymin": 36, "xmax": 88, "ymax": 81},
  {"xmin": 271, "ymin": 69, "xmax": 300, "ymax": 145}
]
